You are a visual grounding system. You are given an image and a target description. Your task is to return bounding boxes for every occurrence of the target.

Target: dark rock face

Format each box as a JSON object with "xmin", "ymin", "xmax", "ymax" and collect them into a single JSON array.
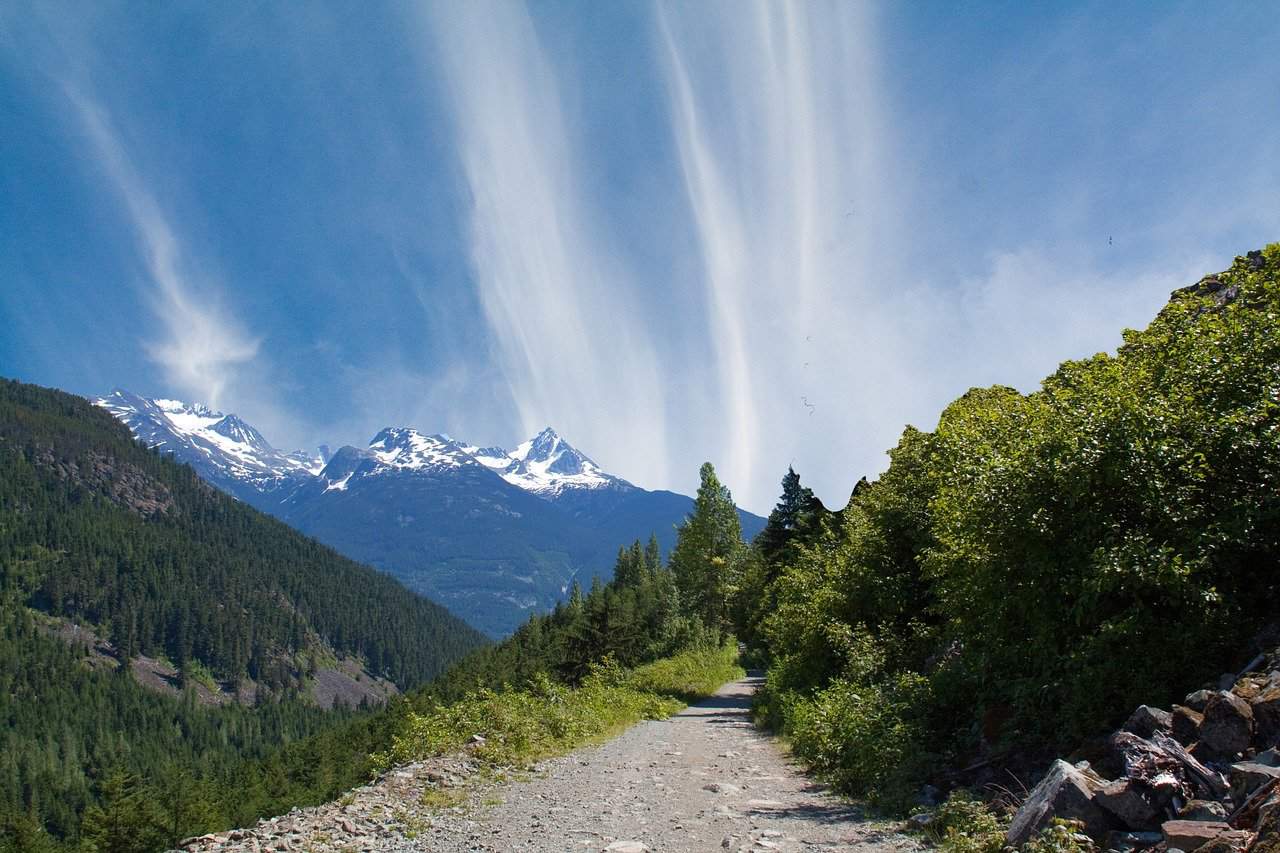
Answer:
[
  {"xmin": 1097, "ymin": 779, "xmax": 1164, "ymax": 830},
  {"xmin": 1201, "ymin": 692, "xmax": 1255, "ymax": 757},
  {"xmin": 1173, "ymin": 705, "xmax": 1205, "ymax": 746},
  {"xmin": 1125, "ymin": 706, "xmax": 1174, "ymax": 739}
]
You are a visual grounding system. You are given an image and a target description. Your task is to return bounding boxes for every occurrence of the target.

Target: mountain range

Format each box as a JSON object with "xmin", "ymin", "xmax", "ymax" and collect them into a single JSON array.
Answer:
[{"xmin": 98, "ymin": 389, "xmax": 765, "ymax": 636}]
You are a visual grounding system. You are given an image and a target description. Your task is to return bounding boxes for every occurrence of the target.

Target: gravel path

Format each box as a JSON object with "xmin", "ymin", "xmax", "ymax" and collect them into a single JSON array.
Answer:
[
  {"xmin": 406, "ymin": 675, "xmax": 920, "ymax": 853},
  {"xmin": 179, "ymin": 676, "xmax": 921, "ymax": 853}
]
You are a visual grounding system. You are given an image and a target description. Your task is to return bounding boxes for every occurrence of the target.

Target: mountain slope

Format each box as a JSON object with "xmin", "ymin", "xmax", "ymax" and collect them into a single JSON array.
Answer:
[
  {"xmin": 2, "ymin": 378, "xmax": 488, "ymax": 694},
  {"xmin": 99, "ymin": 395, "xmax": 765, "ymax": 637},
  {"xmin": 97, "ymin": 388, "xmax": 323, "ymax": 508}
]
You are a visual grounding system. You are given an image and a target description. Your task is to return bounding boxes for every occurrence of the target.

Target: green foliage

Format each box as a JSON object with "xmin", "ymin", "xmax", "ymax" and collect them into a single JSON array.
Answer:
[
  {"xmin": 0, "ymin": 378, "xmax": 486, "ymax": 849},
  {"xmin": 753, "ymin": 247, "xmax": 1280, "ymax": 808},
  {"xmin": 0, "ymin": 377, "xmax": 487, "ymax": 691},
  {"xmin": 785, "ymin": 671, "xmax": 934, "ymax": 810},
  {"xmin": 923, "ymin": 791, "xmax": 1007, "ymax": 853},
  {"xmin": 671, "ymin": 462, "xmax": 745, "ymax": 639},
  {"xmin": 1021, "ymin": 820, "xmax": 1096, "ymax": 853},
  {"xmin": 374, "ymin": 644, "xmax": 739, "ymax": 772}
]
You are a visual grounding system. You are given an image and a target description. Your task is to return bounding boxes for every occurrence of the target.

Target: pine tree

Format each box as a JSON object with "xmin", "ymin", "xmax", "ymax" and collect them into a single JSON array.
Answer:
[
  {"xmin": 755, "ymin": 466, "xmax": 823, "ymax": 570},
  {"xmin": 669, "ymin": 462, "xmax": 743, "ymax": 639}
]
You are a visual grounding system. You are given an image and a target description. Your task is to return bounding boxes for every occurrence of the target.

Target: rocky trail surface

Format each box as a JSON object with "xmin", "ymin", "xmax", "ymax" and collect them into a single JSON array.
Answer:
[{"xmin": 179, "ymin": 676, "xmax": 921, "ymax": 852}]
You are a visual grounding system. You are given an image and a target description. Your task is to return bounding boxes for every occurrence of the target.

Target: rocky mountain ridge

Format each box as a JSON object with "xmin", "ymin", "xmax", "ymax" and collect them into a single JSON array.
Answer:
[{"xmin": 98, "ymin": 390, "xmax": 765, "ymax": 636}]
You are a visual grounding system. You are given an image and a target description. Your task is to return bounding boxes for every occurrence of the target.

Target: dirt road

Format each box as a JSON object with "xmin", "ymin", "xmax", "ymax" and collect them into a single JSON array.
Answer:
[
  {"xmin": 408, "ymin": 675, "xmax": 920, "ymax": 852},
  {"xmin": 179, "ymin": 676, "xmax": 921, "ymax": 852}
]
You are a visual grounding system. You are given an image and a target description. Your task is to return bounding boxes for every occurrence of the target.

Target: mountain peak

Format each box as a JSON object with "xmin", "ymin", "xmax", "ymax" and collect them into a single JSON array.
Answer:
[
  {"xmin": 367, "ymin": 427, "xmax": 475, "ymax": 472},
  {"xmin": 97, "ymin": 389, "xmax": 324, "ymax": 490}
]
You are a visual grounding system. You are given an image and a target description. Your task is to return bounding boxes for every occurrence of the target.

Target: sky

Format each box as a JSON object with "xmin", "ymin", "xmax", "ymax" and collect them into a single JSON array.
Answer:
[{"xmin": 1, "ymin": 2, "xmax": 1278, "ymax": 514}]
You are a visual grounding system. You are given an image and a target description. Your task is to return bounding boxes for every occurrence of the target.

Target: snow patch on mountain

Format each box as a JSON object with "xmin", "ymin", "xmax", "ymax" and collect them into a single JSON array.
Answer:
[
  {"xmin": 97, "ymin": 390, "xmax": 326, "ymax": 490},
  {"xmin": 101, "ymin": 391, "xmax": 633, "ymax": 504},
  {"xmin": 463, "ymin": 427, "xmax": 631, "ymax": 496}
]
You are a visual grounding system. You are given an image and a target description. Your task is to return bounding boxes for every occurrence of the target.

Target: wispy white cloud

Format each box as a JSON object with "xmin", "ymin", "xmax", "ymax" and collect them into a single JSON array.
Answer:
[
  {"xmin": 656, "ymin": 1, "xmax": 926, "ymax": 509},
  {"xmin": 415, "ymin": 2, "xmax": 670, "ymax": 485},
  {"xmin": 64, "ymin": 87, "xmax": 259, "ymax": 411}
]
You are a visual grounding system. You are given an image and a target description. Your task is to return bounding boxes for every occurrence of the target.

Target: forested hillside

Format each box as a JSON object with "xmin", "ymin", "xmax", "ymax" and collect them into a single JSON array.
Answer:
[
  {"xmin": 0, "ymin": 379, "xmax": 486, "ymax": 690},
  {"xmin": 732, "ymin": 246, "xmax": 1280, "ymax": 807},
  {"xmin": 0, "ymin": 379, "xmax": 489, "ymax": 850}
]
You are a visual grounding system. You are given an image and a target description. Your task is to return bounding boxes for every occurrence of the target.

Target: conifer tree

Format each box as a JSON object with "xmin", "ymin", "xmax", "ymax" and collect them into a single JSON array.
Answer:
[
  {"xmin": 755, "ymin": 466, "xmax": 823, "ymax": 571},
  {"xmin": 670, "ymin": 462, "xmax": 743, "ymax": 638}
]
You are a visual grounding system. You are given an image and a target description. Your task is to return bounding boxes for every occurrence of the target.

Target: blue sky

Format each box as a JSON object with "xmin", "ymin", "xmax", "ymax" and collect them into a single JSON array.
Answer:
[{"xmin": 2, "ymin": 2, "xmax": 1277, "ymax": 513}]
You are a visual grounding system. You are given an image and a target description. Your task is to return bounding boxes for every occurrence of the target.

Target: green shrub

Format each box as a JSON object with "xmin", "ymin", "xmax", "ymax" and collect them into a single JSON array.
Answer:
[
  {"xmin": 629, "ymin": 642, "xmax": 744, "ymax": 701},
  {"xmin": 786, "ymin": 671, "xmax": 934, "ymax": 810},
  {"xmin": 922, "ymin": 791, "xmax": 1007, "ymax": 853},
  {"xmin": 373, "ymin": 644, "xmax": 739, "ymax": 772}
]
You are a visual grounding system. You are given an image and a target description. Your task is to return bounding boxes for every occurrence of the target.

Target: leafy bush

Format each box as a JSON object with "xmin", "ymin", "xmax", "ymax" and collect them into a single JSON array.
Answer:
[
  {"xmin": 922, "ymin": 791, "xmax": 1007, "ymax": 853},
  {"xmin": 786, "ymin": 671, "xmax": 934, "ymax": 809},
  {"xmin": 373, "ymin": 644, "xmax": 740, "ymax": 772},
  {"xmin": 629, "ymin": 642, "xmax": 744, "ymax": 701}
]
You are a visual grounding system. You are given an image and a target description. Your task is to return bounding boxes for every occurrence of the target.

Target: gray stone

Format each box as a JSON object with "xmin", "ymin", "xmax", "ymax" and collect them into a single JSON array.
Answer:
[
  {"xmin": 1201, "ymin": 692, "xmax": 1254, "ymax": 756},
  {"xmin": 1096, "ymin": 779, "xmax": 1163, "ymax": 830},
  {"xmin": 1257, "ymin": 748, "xmax": 1280, "ymax": 768},
  {"xmin": 1173, "ymin": 706, "xmax": 1205, "ymax": 746},
  {"xmin": 1006, "ymin": 759, "xmax": 1114, "ymax": 847},
  {"xmin": 1252, "ymin": 686, "xmax": 1280, "ymax": 747},
  {"xmin": 1161, "ymin": 821, "xmax": 1246, "ymax": 852},
  {"xmin": 1125, "ymin": 706, "xmax": 1174, "ymax": 739},
  {"xmin": 1230, "ymin": 761, "xmax": 1280, "ymax": 800},
  {"xmin": 702, "ymin": 782, "xmax": 742, "ymax": 794},
  {"xmin": 1186, "ymin": 691, "xmax": 1214, "ymax": 713},
  {"xmin": 603, "ymin": 842, "xmax": 649, "ymax": 853},
  {"xmin": 1179, "ymin": 800, "xmax": 1228, "ymax": 821}
]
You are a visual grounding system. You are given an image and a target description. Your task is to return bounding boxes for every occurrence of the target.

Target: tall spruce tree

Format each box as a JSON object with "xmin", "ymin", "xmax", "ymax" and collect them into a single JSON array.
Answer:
[
  {"xmin": 670, "ymin": 462, "xmax": 743, "ymax": 638},
  {"xmin": 755, "ymin": 466, "xmax": 823, "ymax": 571}
]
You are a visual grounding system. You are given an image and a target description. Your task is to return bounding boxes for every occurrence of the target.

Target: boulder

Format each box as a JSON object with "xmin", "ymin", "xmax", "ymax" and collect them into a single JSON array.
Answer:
[
  {"xmin": 1179, "ymin": 800, "xmax": 1228, "ymax": 821},
  {"xmin": 1006, "ymin": 759, "xmax": 1114, "ymax": 847},
  {"xmin": 1096, "ymin": 779, "xmax": 1164, "ymax": 829},
  {"xmin": 1188, "ymin": 836, "xmax": 1253, "ymax": 853},
  {"xmin": 1201, "ymin": 692, "xmax": 1254, "ymax": 756},
  {"xmin": 1186, "ymin": 691, "xmax": 1215, "ymax": 713},
  {"xmin": 1230, "ymin": 762, "xmax": 1280, "ymax": 800},
  {"xmin": 1253, "ymin": 686, "xmax": 1280, "ymax": 748},
  {"xmin": 1125, "ymin": 706, "xmax": 1175, "ymax": 739},
  {"xmin": 1259, "ymin": 748, "xmax": 1280, "ymax": 768},
  {"xmin": 1173, "ymin": 706, "xmax": 1206, "ymax": 746},
  {"xmin": 1161, "ymin": 821, "xmax": 1248, "ymax": 852}
]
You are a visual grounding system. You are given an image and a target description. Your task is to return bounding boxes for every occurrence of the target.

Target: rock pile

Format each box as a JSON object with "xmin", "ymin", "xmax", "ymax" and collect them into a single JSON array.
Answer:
[
  {"xmin": 1006, "ymin": 659, "xmax": 1280, "ymax": 853},
  {"xmin": 173, "ymin": 752, "xmax": 484, "ymax": 852}
]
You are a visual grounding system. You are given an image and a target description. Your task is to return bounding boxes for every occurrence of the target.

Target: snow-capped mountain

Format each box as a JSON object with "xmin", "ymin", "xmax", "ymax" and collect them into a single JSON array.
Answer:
[
  {"xmin": 465, "ymin": 427, "xmax": 630, "ymax": 496},
  {"xmin": 96, "ymin": 389, "xmax": 323, "ymax": 504},
  {"xmin": 100, "ymin": 389, "xmax": 765, "ymax": 637}
]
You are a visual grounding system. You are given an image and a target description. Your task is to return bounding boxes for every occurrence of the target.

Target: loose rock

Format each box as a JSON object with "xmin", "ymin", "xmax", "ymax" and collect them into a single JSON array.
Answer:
[
  {"xmin": 1162, "ymin": 820, "xmax": 1248, "ymax": 852},
  {"xmin": 1006, "ymin": 759, "xmax": 1114, "ymax": 847},
  {"xmin": 1200, "ymin": 692, "xmax": 1254, "ymax": 756}
]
